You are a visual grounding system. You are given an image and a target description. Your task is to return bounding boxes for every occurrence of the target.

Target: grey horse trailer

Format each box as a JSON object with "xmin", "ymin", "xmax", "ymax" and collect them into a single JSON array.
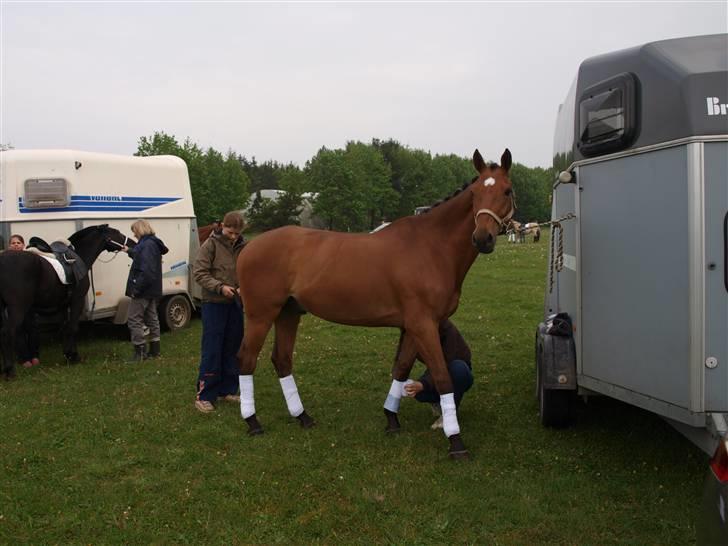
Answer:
[{"xmin": 535, "ymin": 34, "xmax": 728, "ymax": 536}]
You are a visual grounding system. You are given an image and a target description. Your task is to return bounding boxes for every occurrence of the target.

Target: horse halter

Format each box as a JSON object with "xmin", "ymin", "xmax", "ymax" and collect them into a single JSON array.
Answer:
[
  {"xmin": 474, "ymin": 192, "xmax": 516, "ymax": 233},
  {"xmin": 106, "ymin": 235, "xmax": 129, "ymax": 251}
]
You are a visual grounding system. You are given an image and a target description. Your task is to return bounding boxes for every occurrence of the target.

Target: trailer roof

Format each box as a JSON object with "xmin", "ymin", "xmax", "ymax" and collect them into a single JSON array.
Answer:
[{"xmin": 554, "ymin": 34, "xmax": 728, "ymax": 167}]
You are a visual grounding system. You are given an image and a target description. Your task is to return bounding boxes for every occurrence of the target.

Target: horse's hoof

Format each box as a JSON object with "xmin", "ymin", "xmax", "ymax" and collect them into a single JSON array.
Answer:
[
  {"xmin": 447, "ymin": 433, "xmax": 469, "ymax": 459},
  {"xmin": 384, "ymin": 409, "xmax": 401, "ymax": 433},
  {"xmin": 297, "ymin": 411, "xmax": 316, "ymax": 429},
  {"xmin": 245, "ymin": 414, "xmax": 264, "ymax": 436},
  {"xmin": 448, "ymin": 449, "xmax": 470, "ymax": 460}
]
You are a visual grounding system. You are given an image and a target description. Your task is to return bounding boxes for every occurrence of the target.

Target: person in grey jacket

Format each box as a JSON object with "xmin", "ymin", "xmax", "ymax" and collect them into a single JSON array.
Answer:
[
  {"xmin": 123, "ymin": 219, "xmax": 169, "ymax": 363},
  {"xmin": 192, "ymin": 211, "xmax": 246, "ymax": 413}
]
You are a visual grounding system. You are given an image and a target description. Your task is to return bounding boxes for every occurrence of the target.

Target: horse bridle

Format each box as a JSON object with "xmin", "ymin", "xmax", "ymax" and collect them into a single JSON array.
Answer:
[
  {"xmin": 96, "ymin": 235, "xmax": 129, "ymax": 264},
  {"xmin": 105, "ymin": 235, "xmax": 129, "ymax": 251},
  {"xmin": 474, "ymin": 191, "xmax": 516, "ymax": 234}
]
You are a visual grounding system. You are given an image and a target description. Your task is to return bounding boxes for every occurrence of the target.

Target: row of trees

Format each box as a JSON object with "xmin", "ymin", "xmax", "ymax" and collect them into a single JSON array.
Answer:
[{"xmin": 135, "ymin": 131, "xmax": 553, "ymax": 230}]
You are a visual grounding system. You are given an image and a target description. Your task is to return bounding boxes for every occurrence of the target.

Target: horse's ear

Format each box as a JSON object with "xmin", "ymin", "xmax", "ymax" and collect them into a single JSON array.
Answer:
[
  {"xmin": 473, "ymin": 149, "xmax": 486, "ymax": 173},
  {"xmin": 500, "ymin": 149, "xmax": 512, "ymax": 173}
]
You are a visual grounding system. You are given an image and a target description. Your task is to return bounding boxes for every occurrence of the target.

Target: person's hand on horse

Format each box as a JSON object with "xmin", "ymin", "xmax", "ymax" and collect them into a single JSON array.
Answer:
[
  {"xmin": 403, "ymin": 380, "xmax": 424, "ymax": 397},
  {"xmin": 221, "ymin": 285, "xmax": 236, "ymax": 299}
]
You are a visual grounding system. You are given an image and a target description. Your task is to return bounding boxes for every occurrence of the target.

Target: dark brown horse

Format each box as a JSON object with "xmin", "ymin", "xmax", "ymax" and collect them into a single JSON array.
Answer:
[
  {"xmin": 0, "ymin": 225, "xmax": 132, "ymax": 379},
  {"xmin": 235, "ymin": 149, "xmax": 515, "ymax": 458}
]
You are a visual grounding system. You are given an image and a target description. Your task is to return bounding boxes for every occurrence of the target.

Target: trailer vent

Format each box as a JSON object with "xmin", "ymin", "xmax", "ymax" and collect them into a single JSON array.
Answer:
[
  {"xmin": 23, "ymin": 178, "xmax": 70, "ymax": 208},
  {"xmin": 578, "ymin": 72, "xmax": 638, "ymax": 157}
]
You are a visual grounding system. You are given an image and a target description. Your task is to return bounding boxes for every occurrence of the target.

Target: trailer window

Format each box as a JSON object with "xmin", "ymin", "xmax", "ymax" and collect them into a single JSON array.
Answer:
[
  {"xmin": 23, "ymin": 178, "xmax": 70, "ymax": 208},
  {"xmin": 578, "ymin": 72, "xmax": 638, "ymax": 157}
]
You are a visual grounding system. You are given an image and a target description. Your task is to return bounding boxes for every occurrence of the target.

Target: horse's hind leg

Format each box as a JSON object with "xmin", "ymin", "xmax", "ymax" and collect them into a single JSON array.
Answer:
[
  {"xmin": 238, "ymin": 316, "xmax": 274, "ymax": 436},
  {"xmin": 271, "ymin": 308, "xmax": 314, "ymax": 429},
  {"xmin": 382, "ymin": 330, "xmax": 418, "ymax": 433}
]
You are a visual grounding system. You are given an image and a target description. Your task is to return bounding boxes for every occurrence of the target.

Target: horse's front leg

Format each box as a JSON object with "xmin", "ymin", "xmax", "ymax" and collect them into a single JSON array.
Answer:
[
  {"xmin": 63, "ymin": 284, "xmax": 87, "ymax": 363},
  {"xmin": 271, "ymin": 309, "xmax": 314, "ymax": 429},
  {"xmin": 406, "ymin": 319, "xmax": 469, "ymax": 460},
  {"xmin": 383, "ymin": 330, "xmax": 418, "ymax": 433},
  {"xmin": 0, "ymin": 307, "xmax": 21, "ymax": 380}
]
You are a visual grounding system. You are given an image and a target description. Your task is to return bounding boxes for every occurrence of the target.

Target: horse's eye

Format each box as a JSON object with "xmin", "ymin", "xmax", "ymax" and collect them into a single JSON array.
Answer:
[{"xmin": 505, "ymin": 188, "xmax": 512, "ymax": 197}]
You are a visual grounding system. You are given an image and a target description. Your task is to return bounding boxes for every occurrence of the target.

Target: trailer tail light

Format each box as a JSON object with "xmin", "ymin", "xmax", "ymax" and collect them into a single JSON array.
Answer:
[{"xmin": 710, "ymin": 439, "xmax": 728, "ymax": 483}]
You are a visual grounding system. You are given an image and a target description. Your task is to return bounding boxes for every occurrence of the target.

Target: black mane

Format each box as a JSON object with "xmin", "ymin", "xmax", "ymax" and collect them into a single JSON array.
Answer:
[{"xmin": 69, "ymin": 224, "xmax": 109, "ymax": 244}]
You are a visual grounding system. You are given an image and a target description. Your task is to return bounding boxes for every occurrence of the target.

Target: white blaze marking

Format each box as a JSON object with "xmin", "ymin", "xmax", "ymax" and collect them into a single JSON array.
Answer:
[{"xmin": 483, "ymin": 177, "xmax": 496, "ymax": 187}]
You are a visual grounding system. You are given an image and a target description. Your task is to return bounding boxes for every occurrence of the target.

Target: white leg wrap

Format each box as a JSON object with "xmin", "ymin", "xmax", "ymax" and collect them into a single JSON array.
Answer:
[
  {"xmin": 440, "ymin": 393, "xmax": 460, "ymax": 438},
  {"xmin": 279, "ymin": 375, "xmax": 304, "ymax": 417},
  {"xmin": 239, "ymin": 375, "xmax": 256, "ymax": 419},
  {"xmin": 383, "ymin": 379, "xmax": 406, "ymax": 413}
]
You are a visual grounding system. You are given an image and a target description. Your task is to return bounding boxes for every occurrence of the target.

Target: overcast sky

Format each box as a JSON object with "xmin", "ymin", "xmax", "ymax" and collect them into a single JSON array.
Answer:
[{"xmin": 1, "ymin": 1, "xmax": 726, "ymax": 168}]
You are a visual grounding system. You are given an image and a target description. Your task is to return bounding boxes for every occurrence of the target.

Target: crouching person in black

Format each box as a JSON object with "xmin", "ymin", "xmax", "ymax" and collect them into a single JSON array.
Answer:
[
  {"xmin": 403, "ymin": 319, "xmax": 474, "ymax": 429},
  {"xmin": 123, "ymin": 219, "xmax": 168, "ymax": 363}
]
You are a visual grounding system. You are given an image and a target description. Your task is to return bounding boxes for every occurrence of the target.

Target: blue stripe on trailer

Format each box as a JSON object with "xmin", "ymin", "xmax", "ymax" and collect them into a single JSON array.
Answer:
[{"xmin": 19, "ymin": 196, "xmax": 181, "ymax": 213}]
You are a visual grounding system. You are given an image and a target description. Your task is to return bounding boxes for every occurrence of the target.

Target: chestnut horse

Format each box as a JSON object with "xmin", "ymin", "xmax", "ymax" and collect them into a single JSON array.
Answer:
[
  {"xmin": 197, "ymin": 221, "xmax": 221, "ymax": 244},
  {"xmin": 235, "ymin": 149, "xmax": 515, "ymax": 458}
]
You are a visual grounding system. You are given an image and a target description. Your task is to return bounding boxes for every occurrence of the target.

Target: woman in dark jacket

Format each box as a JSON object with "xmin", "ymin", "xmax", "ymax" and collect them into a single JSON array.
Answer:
[{"xmin": 123, "ymin": 219, "xmax": 169, "ymax": 362}]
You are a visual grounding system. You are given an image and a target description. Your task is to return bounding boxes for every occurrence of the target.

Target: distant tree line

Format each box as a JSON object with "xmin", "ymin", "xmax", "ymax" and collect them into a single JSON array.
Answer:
[{"xmin": 136, "ymin": 131, "xmax": 553, "ymax": 231}]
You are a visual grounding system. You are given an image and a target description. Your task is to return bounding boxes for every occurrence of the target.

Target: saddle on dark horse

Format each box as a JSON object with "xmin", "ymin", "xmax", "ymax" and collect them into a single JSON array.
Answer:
[{"xmin": 27, "ymin": 237, "xmax": 88, "ymax": 284}]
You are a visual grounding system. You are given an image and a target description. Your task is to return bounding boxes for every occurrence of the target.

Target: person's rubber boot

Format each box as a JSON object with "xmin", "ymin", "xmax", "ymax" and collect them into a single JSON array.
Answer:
[
  {"xmin": 148, "ymin": 340, "xmax": 161, "ymax": 359},
  {"xmin": 125, "ymin": 344, "xmax": 146, "ymax": 364}
]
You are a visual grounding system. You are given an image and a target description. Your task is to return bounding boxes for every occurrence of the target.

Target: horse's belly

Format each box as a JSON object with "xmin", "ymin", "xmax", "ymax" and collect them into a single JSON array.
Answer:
[{"xmin": 294, "ymin": 284, "xmax": 401, "ymax": 327}]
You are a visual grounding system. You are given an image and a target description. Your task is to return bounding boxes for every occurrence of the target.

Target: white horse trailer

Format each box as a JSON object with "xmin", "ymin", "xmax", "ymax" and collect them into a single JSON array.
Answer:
[
  {"xmin": 537, "ymin": 35, "xmax": 728, "ymax": 539},
  {"xmin": 0, "ymin": 149, "xmax": 201, "ymax": 329}
]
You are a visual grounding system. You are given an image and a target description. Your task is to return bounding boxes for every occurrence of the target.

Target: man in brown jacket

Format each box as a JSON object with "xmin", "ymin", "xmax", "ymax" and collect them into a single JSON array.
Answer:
[{"xmin": 193, "ymin": 211, "xmax": 246, "ymax": 413}]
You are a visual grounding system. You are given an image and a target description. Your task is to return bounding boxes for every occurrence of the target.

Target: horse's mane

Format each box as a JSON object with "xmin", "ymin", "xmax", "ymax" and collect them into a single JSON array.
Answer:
[
  {"xmin": 421, "ymin": 161, "xmax": 499, "ymax": 214},
  {"xmin": 69, "ymin": 224, "xmax": 108, "ymax": 244}
]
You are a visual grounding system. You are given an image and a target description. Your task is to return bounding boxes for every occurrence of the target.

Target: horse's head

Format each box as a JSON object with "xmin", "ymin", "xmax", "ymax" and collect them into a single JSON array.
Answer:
[
  {"xmin": 469, "ymin": 148, "xmax": 515, "ymax": 254},
  {"xmin": 98, "ymin": 225, "xmax": 136, "ymax": 252}
]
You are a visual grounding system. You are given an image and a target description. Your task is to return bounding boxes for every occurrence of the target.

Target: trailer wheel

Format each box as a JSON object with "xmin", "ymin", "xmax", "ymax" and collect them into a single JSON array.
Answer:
[
  {"xmin": 160, "ymin": 295, "xmax": 192, "ymax": 331},
  {"xmin": 536, "ymin": 330, "xmax": 575, "ymax": 428}
]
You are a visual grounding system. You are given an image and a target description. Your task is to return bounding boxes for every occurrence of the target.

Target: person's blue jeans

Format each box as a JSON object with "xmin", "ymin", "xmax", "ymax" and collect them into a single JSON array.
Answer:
[
  {"xmin": 415, "ymin": 359, "xmax": 473, "ymax": 408},
  {"xmin": 196, "ymin": 300, "xmax": 244, "ymax": 402}
]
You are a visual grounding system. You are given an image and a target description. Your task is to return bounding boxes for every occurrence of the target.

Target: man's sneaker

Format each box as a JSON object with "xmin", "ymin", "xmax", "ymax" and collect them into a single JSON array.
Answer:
[
  {"xmin": 431, "ymin": 403, "xmax": 442, "ymax": 417},
  {"xmin": 220, "ymin": 394, "xmax": 240, "ymax": 403},
  {"xmin": 430, "ymin": 416, "xmax": 444, "ymax": 430},
  {"xmin": 195, "ymin": 400, "xmax": 215, "ymax": 413}
]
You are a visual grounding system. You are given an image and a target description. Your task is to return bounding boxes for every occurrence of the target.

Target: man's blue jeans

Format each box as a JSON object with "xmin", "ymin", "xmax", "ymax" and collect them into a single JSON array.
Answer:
[
  {"xmin": 196, "ymin": 300, "xmax": 243, "ymax": 402},
  {"xmin": 414, "ymin": 359, "xmax": 473, "ymax": 408}
]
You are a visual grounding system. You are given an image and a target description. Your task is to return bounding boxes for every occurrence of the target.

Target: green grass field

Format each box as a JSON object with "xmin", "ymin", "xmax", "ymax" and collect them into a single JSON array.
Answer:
[{"xmin": 1, "ymin": 233, "xmax": 706, "ymax": 544}]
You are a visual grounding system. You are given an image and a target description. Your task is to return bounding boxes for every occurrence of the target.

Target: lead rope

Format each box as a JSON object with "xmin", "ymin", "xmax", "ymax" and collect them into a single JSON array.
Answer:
[
  {"xmin": 89, "ymin": 266, "xmax": 97, "ymax": 320},
  {"xmin": 547, "ymin": 213, "xmax": 576, "ymax": 294}
]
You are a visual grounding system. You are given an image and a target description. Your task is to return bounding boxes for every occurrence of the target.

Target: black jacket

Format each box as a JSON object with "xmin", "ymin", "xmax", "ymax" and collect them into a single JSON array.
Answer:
[{"xmin": 125, "ymin": 235, "xmax": 169, "ymax": 299}]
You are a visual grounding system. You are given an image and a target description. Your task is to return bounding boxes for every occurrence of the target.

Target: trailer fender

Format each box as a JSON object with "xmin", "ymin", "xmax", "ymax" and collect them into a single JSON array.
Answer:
[
  {"xmin": 536, "ymin": 322, "xmax": 577, "ymax": 390},
  {"xmin": 536, "ymin": 320, "xmax": 577, "ymax": 427}
]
